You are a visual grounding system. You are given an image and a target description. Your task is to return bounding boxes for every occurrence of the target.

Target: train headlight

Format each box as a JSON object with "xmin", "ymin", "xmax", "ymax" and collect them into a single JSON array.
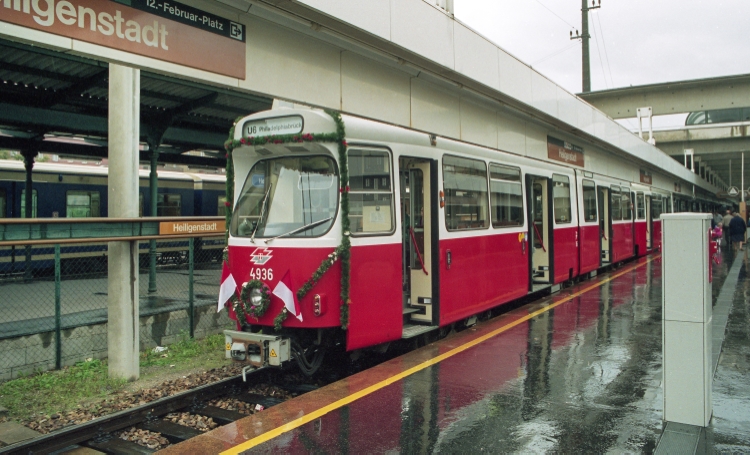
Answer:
[{"xmin": 250, "ymin": 288, "xmax": 263, "ymax": 306}]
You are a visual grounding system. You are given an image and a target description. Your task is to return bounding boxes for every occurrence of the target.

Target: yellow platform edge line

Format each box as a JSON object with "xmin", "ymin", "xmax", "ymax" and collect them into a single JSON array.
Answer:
[{"xmin": 223, "ymin": 255, "xmax": 657, "ymax": 454}]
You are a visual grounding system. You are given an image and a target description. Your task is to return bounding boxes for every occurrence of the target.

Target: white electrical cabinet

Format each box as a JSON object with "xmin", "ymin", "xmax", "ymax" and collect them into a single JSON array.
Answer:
[{"xmin": 661, "ymin": 213, "xmax": 712, "ymax": 427}]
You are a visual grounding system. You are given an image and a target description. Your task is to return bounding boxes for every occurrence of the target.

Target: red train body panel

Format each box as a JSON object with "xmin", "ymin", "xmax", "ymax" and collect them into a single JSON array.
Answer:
[
  {"xmin": 578, "ymin": 224, "xmax": 600, "ymax": 275},
  {"xmin": 634, "ymin": 221, "xmax": 648, "ymax": 257},
  {"xmin": 347, "ymin": 243, "xmax": 403, "ymax": 350},
  {"xmin": 439, "ymin": 232, "xmax": 528, "ymax": 325},
  {"xmin": 553, "ymin": 226, "xmax": 579, "ymax": 283}
]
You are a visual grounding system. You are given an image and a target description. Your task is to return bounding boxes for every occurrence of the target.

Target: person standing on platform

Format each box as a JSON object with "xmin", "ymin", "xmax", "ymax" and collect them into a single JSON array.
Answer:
[
  {"xmin": 729, "ymin": 212, "xmax": 746, "ymax": 251},
  {"xmin": 723, "ymin": 209, "xmax": 734, "ymax": 244},
  {"xmin": 713, "ymin": 210, "xmax": 723, "ymax": 229}
]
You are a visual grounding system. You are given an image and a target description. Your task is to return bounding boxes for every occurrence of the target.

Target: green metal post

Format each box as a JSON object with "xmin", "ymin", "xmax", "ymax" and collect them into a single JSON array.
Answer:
[
  {"xmin": 188, "ymin": 237, "xmax": 194, "ymax": 339},
  {"xmin": 54, "ymin": 244, "xmax": 62, "ymax": 370},
  {"xmin": 148, "ymin": 151, "xmax": 158, "ymax": 293},
  {"xmin": 22, "ymin": 150, "xmax": 37, "ymax": 281}
]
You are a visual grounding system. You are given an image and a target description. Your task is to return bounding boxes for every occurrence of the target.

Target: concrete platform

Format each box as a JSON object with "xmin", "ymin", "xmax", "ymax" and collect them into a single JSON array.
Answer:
[{"xmin": 158, "ymin": 248, "xmax": 750, "ymax": 454}]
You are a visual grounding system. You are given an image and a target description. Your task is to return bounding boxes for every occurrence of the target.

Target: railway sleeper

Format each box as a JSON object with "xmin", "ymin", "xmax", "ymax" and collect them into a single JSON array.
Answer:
[
  {"xmin": 139, "ymin": 419, "xmax": 203, "ymax": 444},
  {"xmin": 191, "ymin": 405, "xmax": 246, "ymax": 426},
  {"xmin": 84, "ymin": 435, "xmax": 156, "ymax": 454}
]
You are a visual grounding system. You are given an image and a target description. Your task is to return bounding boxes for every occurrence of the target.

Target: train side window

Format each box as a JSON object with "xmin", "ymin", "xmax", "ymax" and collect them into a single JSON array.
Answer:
[
  {"xmin": 218, "ymin": 196, "xmax": 227, "ymax": 216},
  {"xmin": 552, "ymin": 174, "xmax": 571, "ymax": 224},
  {"xmin": 348, "ymin": 149, "xmax": 394, "ymax": 235},
  {"xmin": 622, "ymin": 190, "xmax": 632, "ymax": 220},
  {"xmin": 0, "ymin": 188, "xmax": 5, "ymax": 218},
  {"xmin": 489, "ymin": 163, "xmax": 523, "ymax": 228},
  {"xmin": 443, "ymin": 155, "xmax": 489, "ymax": 231},
  {"xmin": 582, "ymin": 179, "xmax": 597, "ymax": 222},
  {"xmin": 652, "ymin": 195, "xmax": 662, "ymax": 219},
  {"xmin": 636, "ymin": 192, "xmax": 645, "ymax": 219},
  {"xmin": 158, "ymin": 193, "xmax": 182, "ymax": 216},
  {"xmin": 20, "ymin": 189, "xmax": 37, "ymax": 218},
  {"xmin": 611, "ymin": 186, "xmax": 621, "ymax": 221},
  {"xmin": 66, "ymin": 191, "xmax": 100, "ymax": 217}
]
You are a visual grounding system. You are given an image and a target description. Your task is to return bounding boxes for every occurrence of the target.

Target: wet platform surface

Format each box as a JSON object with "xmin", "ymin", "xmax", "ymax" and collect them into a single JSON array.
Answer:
[{"xmin": 160, "ymin": 248, "xmax": 750, "ymax": 454}]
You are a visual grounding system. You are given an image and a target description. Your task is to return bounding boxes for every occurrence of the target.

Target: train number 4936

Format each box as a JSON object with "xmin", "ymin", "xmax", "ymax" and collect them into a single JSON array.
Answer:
[{"xmin": 249, "ymin": 268, "xmax": 273, "ymax": 281}]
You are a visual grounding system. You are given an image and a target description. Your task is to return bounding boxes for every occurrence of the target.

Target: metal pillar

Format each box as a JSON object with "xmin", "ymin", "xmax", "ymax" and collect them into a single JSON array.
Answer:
[
  {"xmin": 54, "ymin": 244, "xmax": 61, "ymax": 370},
  {"xmin": 661, "ymin": 213, "xmax": 712, "ymax": 427},
  {"xmin": 148, "ymin": 151, "xmax": 159, "ymax": 293},
  {"xmin": 188, "ymin": 237, "xmax": 195, "ymax": 339},
  {"xmin": 107, "ymin": 63, "xmax": 140, "ymax": 381},
  {"xmin": 21, "ymin": 149, "xmax": 37, "ymax": 281}
]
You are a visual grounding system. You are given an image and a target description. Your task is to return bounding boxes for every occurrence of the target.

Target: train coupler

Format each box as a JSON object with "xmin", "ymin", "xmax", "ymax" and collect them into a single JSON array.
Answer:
[{"xmin": 224, "ymin": 330, "xmax": 291, "ymax": 375}]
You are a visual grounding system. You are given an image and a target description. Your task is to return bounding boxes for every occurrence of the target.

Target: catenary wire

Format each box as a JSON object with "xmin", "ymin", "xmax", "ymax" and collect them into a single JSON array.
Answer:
[
  {"xmin": 533, "ymin": 0, "xmax": 577, "ymax": 29},
  {"xmin": 530, "ymin": 42, "xmax": 580, "ymax": 66},
  {"xmin": 594, "ymin": 11, "xmax": 616, "ymax": 88},
  {"xmin": 590, "ymin": 14, "xmax": 609, "ymax": 89}
]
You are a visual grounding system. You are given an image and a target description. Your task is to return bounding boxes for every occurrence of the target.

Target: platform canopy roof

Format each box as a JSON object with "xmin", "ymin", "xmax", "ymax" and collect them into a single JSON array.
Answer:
[{"xmin": 0, "ymin": 38, "xmax": 272, "ymax": 168}]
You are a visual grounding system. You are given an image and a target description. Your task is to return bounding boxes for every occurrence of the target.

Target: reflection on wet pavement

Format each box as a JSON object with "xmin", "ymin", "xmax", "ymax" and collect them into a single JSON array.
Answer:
[{"xmin": 242, "ymin": 249, "xmax": 750, "ymax": 454}]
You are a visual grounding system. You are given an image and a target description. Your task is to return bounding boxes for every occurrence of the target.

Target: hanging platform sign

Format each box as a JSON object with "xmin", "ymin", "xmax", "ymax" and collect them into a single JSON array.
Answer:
[
  {"xmin": 547, "ymin": 136, "xmax": 584, "ymax": 166},
  {"xmin": 0, "ymin": 0, "xmax": 246, "ymax": 79},
  {"xmin": 640, "ymin": 169, "xmax": 652, "ymax": 185}
]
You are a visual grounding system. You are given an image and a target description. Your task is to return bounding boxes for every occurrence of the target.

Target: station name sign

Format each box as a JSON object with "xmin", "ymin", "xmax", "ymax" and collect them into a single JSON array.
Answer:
[
  {"xmin": 547, "ymin": 136, "xmax": 584, "ymax": 166},
  {"xmin": 0, "ymin": 0, "xmax": 246, "ymax": 79},
  {"xmin": 159, "ymin": 220, "xmax": 225, "ymax": 235},
  {"xmin": 640, "ymin": 169, "xmax": 652, "ymax": 185}
]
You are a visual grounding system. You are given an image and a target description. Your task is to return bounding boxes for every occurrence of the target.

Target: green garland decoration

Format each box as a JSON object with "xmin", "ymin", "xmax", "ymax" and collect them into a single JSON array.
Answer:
[
  {"xmin": 223, "ymin": 111, "xmax": 352, "ymax": 331},
  {"xmin": 273, "ymin": 308, "xmax": 289, "ymax": 332},
  {"xmin": 239, "ymin": 280, "xmax": 272, "ymax": 319}
]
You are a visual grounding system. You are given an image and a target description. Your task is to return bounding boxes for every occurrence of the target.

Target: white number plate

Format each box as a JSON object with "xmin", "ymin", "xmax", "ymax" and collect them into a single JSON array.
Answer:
[{"xmin": 249, "ymin": 268, "xmax": 274, "ymax": 281}]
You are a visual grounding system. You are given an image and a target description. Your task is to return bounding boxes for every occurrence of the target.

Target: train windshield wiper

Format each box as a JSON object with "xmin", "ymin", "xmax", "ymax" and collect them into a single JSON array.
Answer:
[
  {"xmin": 250, "ymin": 185, "xmax": 272, "ymax": 243},
  {"xmin": 264, "ymin": 217, "xmax": 333, "ymax": 244}
]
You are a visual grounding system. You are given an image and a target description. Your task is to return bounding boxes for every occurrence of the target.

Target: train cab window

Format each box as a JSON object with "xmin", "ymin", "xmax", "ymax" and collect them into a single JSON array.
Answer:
[
  {"xmin": 611, "ymin": 186, "xmax": 621, "ymax": 221},
  {"xmin": 443, "ymin": 155, "xmax": 489, "ymax": 231},
  {"xmin": 652, "ymin": 195, "xmax": 662, "ymax": 219},
  {"xmin": 20, "ymin": 189, "xmax": 37, "ymax": 218},
  {"xmin": 231, "ymin": 156, "xmax": 338, "ymax": 238},
  {"xmin": 621, "ymin": 190, "xmax": 632, "ymax": 220},
  {"xmin": 0, "ymin": 188, "xmax": 5, "ymax": 218},
  {"xmin": 582, "ymin": 179, "xmax": 597, "ymax": 222},
  {"xmin": 348, "ymin": 149, "xmax": 394, "ymax": 235},
  {"xmin": 636, "ymin": 192, "xmax": 645, "ymax": 220},
  {"xmin": 489, "ymin": 164, "xmax": 523, "ymax": 227},
  {"xmin": 66, "ymin": 191, "xmax": 100, "ymax": 217},
  {"xmin": 552, "ymin": 174, "xmax": 572, "ymax": 224},
  {"xmin": 218, "ymin": 196, "xmax": 227, "ymax": 216},
  {"xmin": 157, "ymin": 193, "xmax": 182, "ymax": 216}
]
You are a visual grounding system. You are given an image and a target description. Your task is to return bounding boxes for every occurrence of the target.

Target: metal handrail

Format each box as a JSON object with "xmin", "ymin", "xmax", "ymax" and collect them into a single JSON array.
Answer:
[
  {"xmin": 409, "ymin": 227, "xmax": 429, "ymax": 276},
  {"xmin": 532, "ymin": 222, "xmax": 546, "ymax": 252},
  {"xmin": 0, "ymin": 216, "xmax": 224, "ymax": 225}
]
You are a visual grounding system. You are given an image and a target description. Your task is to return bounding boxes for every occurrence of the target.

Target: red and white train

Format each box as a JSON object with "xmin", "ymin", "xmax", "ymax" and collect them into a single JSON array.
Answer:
[{"xmin": 223, "ymin": 108, "xmax": 720, "ymax": 375}]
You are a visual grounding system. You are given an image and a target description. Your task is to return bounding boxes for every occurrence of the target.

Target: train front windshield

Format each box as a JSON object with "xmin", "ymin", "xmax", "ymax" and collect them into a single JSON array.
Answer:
[{"xmin": 231, "ymin": 156, "xmax": 339, "ymax": 239}]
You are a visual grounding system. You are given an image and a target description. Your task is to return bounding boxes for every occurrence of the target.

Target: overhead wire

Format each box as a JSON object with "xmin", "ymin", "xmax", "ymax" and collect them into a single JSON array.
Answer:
[
  {"xmin": 530, "ymin": 42, "xmax": 580, "ymax": 66},
  {"xmin": 589, "ymin": 13, "xmax": 609, "ymax": 89},
  {"xmin": 594, "ymin": 11, "xmax": 616, "ymax": 88},
  {"xmin": 532, "ymin": 0, "xmax": 577, "ymax": 29}
]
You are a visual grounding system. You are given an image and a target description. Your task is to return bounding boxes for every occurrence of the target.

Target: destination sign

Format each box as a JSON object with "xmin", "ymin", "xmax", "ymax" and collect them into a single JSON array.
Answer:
[
  {"xmin": 547, "ymin": 136, "xmax": 584, "ymax": 167},
  {"xmin": 116, "ymin": 0, "xmax": 245, "ymax": 42},
  {"xmin": 243, "ymin": 116, "xmax": 304, "ymax": 137},
  {"xmin": 640, "ymin": 169, "xmax": 652, "ymax": 185}
]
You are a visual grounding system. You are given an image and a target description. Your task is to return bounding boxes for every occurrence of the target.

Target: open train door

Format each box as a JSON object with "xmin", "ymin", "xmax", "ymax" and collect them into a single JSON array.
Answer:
[
  {"xmin": 399, "ymin": 157, "xmax": 439, "ymax": 332},
  {"xmin": 526, "ymin": 174, "xmax": 553, "ymax": 292},
  {"xmin": 597, "ymin": 186, "xmax": 612, "ymax": 264}
]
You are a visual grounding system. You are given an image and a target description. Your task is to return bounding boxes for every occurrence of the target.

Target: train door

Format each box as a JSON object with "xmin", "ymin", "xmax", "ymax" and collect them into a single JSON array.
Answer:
[
  {"xmin": 526, "ymin": 174, "xmax": 552, "ymax": 290},
  {"xmin": 645, "ymin": 195, "xmax": 652, "ymax": 250},
  {"xmin": 598, "ymin": 186, "xmax": 611, "ymax": 264},
  {"xmin": 399, "ymin": 157, "xmax": 437, "ymax": 327}
]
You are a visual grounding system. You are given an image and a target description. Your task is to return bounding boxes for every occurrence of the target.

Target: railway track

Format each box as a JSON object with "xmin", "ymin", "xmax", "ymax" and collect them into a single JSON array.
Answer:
[{"xmin": 0, "ymin": 371, "xmax": 317, "ymax": 454}]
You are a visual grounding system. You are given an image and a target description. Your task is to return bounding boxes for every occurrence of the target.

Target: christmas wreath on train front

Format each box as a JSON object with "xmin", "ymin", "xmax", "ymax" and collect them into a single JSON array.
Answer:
[{"xmin": 223, "ymin": 110, "xmax": 352, "ymax": 330}]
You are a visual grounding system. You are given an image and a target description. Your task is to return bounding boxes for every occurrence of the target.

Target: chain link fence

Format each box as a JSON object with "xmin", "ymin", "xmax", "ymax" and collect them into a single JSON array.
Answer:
[{"xmin": 0, "ymin": 235, "xmax": 231, "ymax": 381}]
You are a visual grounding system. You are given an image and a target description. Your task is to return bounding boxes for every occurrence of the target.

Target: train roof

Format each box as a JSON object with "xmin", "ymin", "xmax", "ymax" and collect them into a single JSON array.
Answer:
[{"xmin": 0, "ymin": 159, "xmax": 226, "ymax": 183}]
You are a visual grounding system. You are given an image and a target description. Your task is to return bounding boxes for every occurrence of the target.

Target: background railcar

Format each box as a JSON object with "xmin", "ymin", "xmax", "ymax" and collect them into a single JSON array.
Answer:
[{"xmin": 0, "ymin": 160, "xmax": 225, "ymax": 275}]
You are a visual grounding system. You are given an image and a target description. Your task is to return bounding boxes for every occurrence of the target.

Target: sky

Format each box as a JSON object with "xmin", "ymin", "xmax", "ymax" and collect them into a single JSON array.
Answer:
[{"xmin": 453, "ymin": 0, "xmax": 750, "ymax": 128}]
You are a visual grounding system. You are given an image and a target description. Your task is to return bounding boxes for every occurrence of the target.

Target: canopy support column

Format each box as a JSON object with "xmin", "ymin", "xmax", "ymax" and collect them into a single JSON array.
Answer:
[{"xmin": 107, "ymin": 63, "xmax": 140, "ymax": 381}]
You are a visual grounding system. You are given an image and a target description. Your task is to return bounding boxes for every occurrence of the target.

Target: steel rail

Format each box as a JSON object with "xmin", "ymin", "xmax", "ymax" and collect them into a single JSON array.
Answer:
[{"xmin": 0, "ymin": 374, "xmax": 247, "ymax": 455}]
